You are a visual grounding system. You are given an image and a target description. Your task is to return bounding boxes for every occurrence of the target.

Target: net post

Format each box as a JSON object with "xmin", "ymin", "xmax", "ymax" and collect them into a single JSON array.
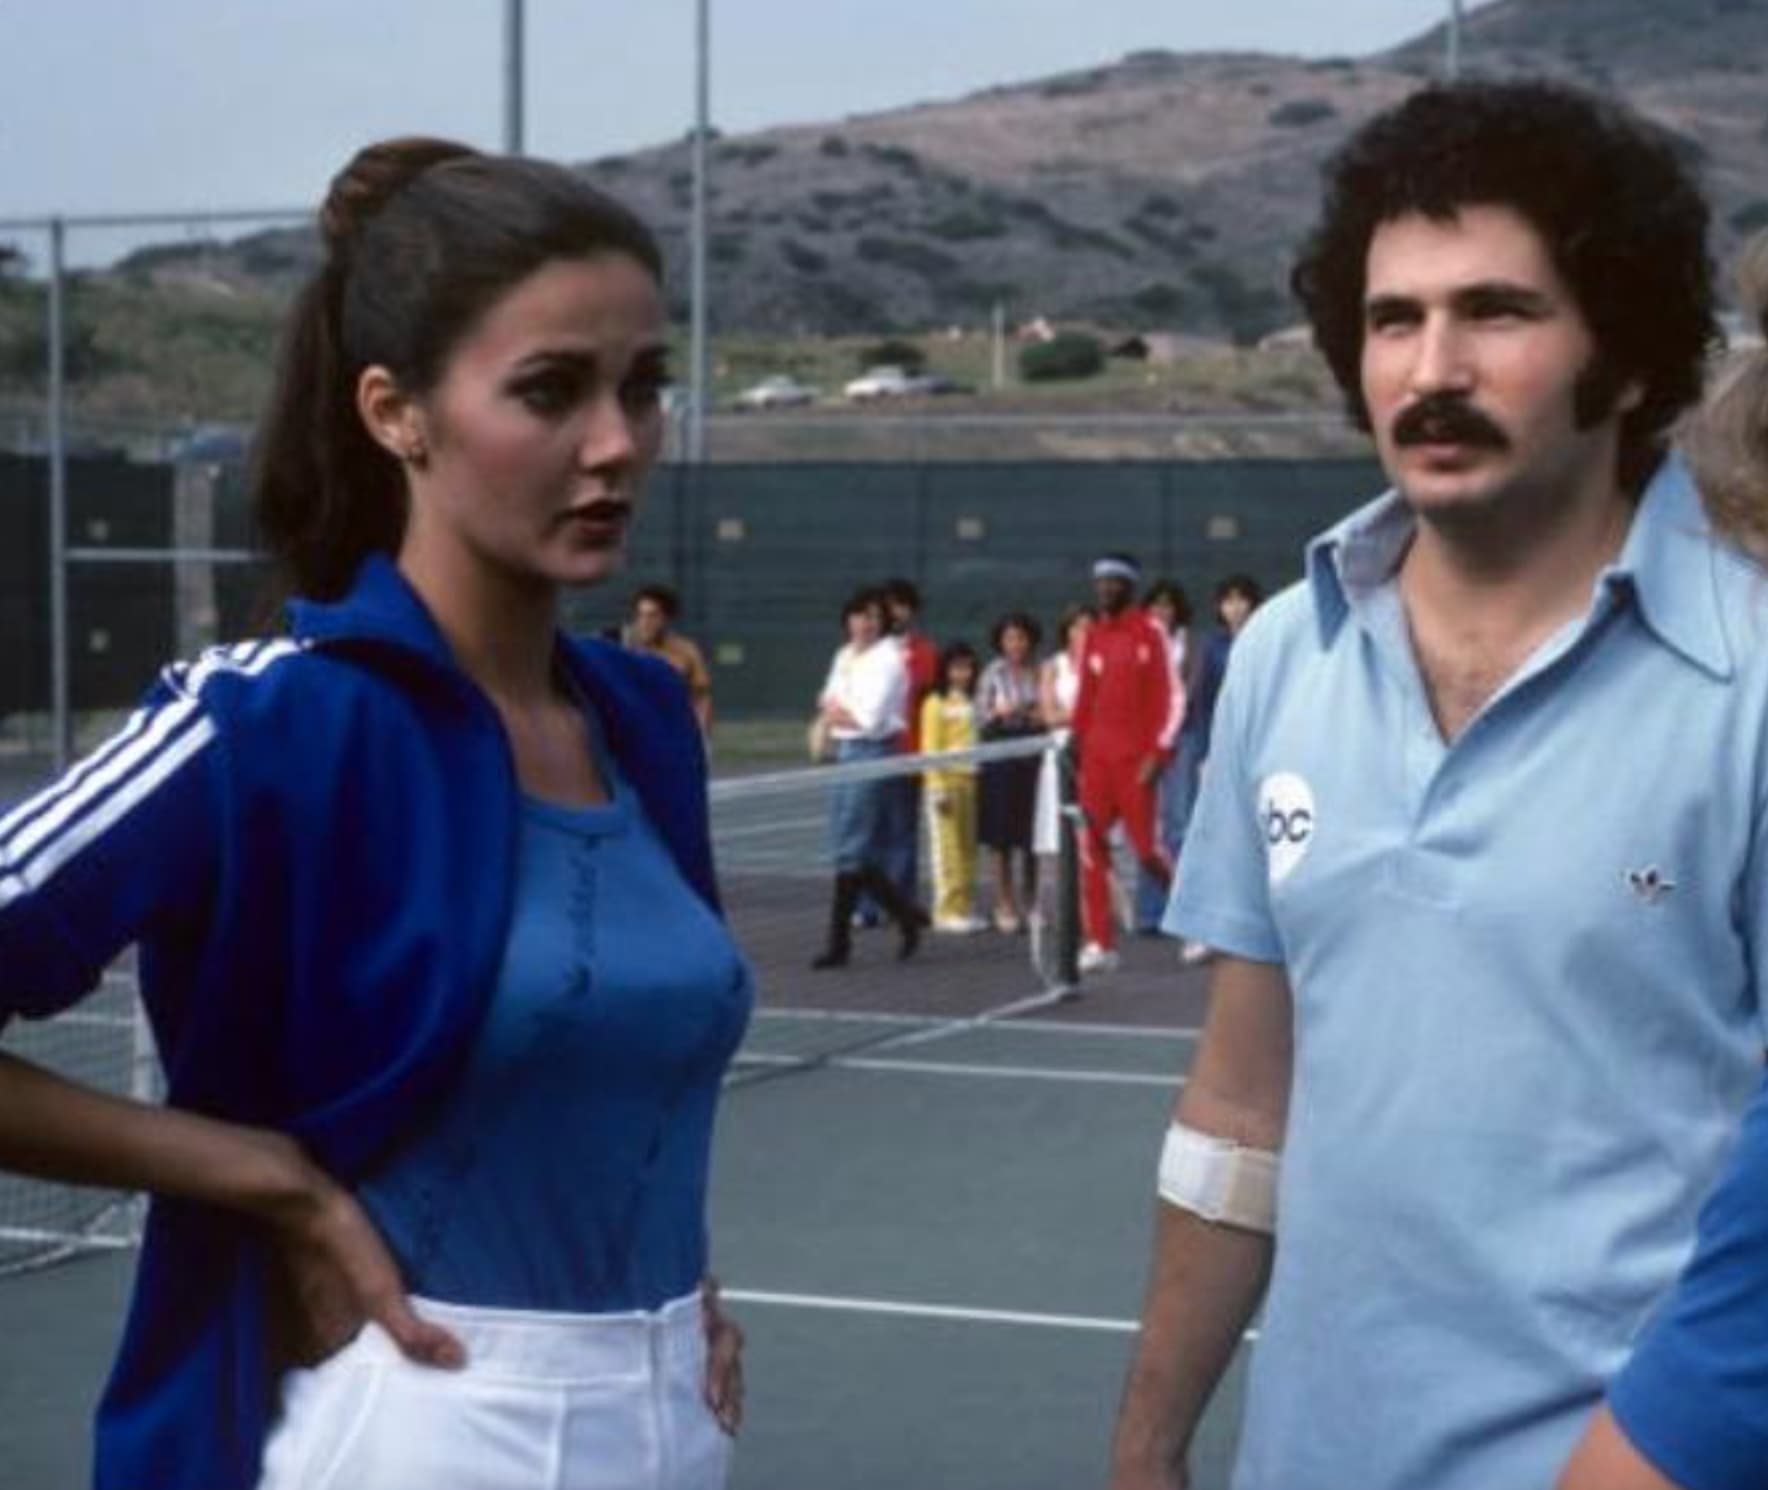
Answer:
[{"xmin": 1054, "ymin": 738, "xmax": 1082, "ymax": 991}]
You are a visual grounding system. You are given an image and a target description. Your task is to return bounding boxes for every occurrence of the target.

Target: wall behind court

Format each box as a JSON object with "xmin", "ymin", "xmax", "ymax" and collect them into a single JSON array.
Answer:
[
  {"xmin": 2, "ymin": 456, "xmax": 1382, "ymax": 721},
  {"xmin": 593, "ymin": 458, "xmax": 1382, "ymax": 716},
  {"xmin": 0, "ymin": 453, "xmax": 174, "ymax": 716}
]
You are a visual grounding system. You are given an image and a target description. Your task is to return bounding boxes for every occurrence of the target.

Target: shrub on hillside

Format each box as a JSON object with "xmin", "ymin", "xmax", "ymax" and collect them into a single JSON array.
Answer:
[
  {"xmin": 1124, "ymin": 217, "xmax": 1195, "ymax": 259},
  {"xmin": 1040, "ymin": 72, "xmax": 1106, "ymax": 99},
  {"xmin": 719, "ymin": 142, "xmax": 780, "ymax": 167},
  {"xmin": 780, "ymin": 239, "xmax": 829, "ymax": 275},
  {"xmin": 1019, "ymin": 332, "xmax": 1105, "ymax": 383},
  {"xmin": 1191, "ymin": 262, "xmax": 1286, "ymax": 346},
  {"xmin": 855, "ymin": 236, "xmax": 959, "ymax": 279},
  {"xmin": 1131, "ymin": 283, "xmax": 1188, "ymax": 319},
  {"xmin": 925, "ymin": 209, "xmax": 1008, "ymax": 241},
  {"xmin": 864, "ymin": 144, "xmax": 924, "ymax": 176},
  {"xmin": 1268, "ymin": 99, "xmax": 1336, "ymax": 128}
]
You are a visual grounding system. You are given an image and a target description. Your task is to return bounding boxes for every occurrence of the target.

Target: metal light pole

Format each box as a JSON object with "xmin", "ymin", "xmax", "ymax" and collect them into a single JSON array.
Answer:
[
  {"xmin": 47, "ymin": 217, "xmax": 70, "ymax": 770},
  {"xmin": 688, "ymin": 0, "xmax": 711, "ymax": 463},
  {"xmin": 504, "ymin": 0, "xmax": 525, "ymax": 154},
  {"xmin": 1446, "ymin": 0, "xmax": 1465, "ymax": 80}
]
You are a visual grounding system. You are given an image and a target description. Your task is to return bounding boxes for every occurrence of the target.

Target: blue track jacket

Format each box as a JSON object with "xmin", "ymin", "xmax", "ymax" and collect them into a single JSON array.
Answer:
[{"xmin": 0, "ymin": 555, "xmax": 719, "ymax": 1490}]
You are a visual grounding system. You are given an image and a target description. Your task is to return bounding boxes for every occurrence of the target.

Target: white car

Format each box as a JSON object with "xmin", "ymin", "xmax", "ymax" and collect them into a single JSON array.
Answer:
[
  {"xmin": 842, "ymin": 365, "xmax": 923, "ymax": 401},
  {"xmin": 733, "ymin": 374, "xmax": 816, "ymax": 410}
]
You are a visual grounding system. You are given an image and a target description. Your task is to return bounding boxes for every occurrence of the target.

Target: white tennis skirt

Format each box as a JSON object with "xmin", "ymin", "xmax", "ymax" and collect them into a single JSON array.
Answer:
[{"xmin": 256, "ymin": 1291, "xmax": 731, "ymax": 1490}]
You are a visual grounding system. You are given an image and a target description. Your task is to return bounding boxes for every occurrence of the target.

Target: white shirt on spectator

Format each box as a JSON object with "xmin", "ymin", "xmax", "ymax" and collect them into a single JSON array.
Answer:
[{"xmin": 820, "ymin": 640, "xmax": 907, "ymax": 741}]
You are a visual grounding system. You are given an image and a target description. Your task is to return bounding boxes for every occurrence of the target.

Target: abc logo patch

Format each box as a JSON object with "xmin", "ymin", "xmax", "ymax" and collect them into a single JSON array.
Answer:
[{"xmin": 1258, "ymin": 772, "xmax": 1316, "ymax": 885}]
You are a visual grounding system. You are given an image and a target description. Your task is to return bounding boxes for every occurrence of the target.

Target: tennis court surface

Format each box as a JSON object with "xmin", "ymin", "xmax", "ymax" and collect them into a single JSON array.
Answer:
[
  {"xmin": 0, "ymin": 936, "xmax": 1252, "ymax": 1489},
  {"xmin": 1, "ymin": 739, "xmax": 1252, "ymax": 1486}
]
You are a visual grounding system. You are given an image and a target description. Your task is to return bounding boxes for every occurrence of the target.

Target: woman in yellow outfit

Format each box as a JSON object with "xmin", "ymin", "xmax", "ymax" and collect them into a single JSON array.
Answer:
[{"xmin": 921, "ymin": 642, "xmax": 984, "ymax": 933}]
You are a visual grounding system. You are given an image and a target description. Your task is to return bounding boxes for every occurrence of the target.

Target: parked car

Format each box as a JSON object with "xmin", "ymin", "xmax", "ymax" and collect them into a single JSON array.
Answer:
[
  {"xmin": 169, "ymin": 424, "xmax": 249, "ymax": 467},
  {"xmin": 843, "ymin": 365, "xmax": 921, "ymax": 401},
  {"xmin": 734, "ymin": 374, "xmax": 816, "ymax": 410},
  {"xmin": 916, "ymin": 373, "xmax": 976, "ymax": 396}
]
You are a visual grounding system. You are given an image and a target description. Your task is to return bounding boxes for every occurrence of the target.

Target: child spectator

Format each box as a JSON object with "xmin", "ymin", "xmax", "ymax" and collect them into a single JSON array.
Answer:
[{"xmin": 921, "ymin": 641, "xmax": 984, "ymax": 933}]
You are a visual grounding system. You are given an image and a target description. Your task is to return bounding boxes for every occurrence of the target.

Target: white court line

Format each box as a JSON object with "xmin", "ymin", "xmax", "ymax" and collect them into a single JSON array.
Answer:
[
  {"xmin": 751, "ymin": 1007, "xmax": 1201, "ymax": 1041},
  {"xmin": 751, "ymin": 1008, "xmax": 936, "ymax": 1029},
  {"xmin": 733, "ymin": 1051, "xmax": 1180, "ymax": 1087},
  {"xmin": 713, "ymin": 814, "xmax": 828, "ymax": 842},
  {"xmin": 723, "ymin": 1288, "xmax": 1260, "ymax": 1344},
  {"xmin": 879, "ymin": 988, "xmax": 1070, "ymax": 1051},
  {"xmin": 10, "ymin": 1010, "xmax": 135, "ymax": 1031},
  {"xmin": 0, "ymin": 1226, "xmax": 134, "ymax": 1250},
  {"xmin": 957, "ymin": 1015, "xmax": 1199, "ymax": 1041},
  {"xmin": 724, "ymin": 1288, "xmax": 1135, "ymax": 1333}
]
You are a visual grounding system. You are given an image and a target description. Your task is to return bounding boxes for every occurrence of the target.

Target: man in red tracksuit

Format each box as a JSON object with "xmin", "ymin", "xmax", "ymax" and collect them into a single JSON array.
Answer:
[{"xmin": 1071, "ymin": 553, "xmax": 1173, "ymax": 973}]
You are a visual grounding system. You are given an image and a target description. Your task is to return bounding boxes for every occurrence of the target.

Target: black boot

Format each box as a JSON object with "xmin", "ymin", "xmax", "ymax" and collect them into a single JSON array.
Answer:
[
  {"xmin": 860, "ymin": 866, "xmax": 926, "ymax": 961},
  {"xmin": 812, "ymin": 871, "xmax": 862, "ymax": 969}
]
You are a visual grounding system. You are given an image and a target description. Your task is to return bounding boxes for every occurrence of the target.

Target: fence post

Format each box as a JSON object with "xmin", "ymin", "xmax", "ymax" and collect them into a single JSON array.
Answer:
[{"xmin": 172, "ymin": 461, "xmax": 219, "ymax": 656}]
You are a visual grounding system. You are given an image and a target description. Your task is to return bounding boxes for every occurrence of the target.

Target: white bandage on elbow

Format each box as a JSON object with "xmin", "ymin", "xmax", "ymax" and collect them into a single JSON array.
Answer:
[{"xmin": 1156, "ymin": 1122, "xmax": 1279, "ymax": 1234}]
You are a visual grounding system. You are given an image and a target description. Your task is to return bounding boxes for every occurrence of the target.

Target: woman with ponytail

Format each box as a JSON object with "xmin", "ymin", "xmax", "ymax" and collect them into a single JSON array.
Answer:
[{"xmin": 0, "ymin": 139, "xmax": 747, "ymax": 1490}]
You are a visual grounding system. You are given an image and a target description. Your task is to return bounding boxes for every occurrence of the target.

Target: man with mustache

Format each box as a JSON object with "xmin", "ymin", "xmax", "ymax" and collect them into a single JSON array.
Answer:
[{"xmin": 1109, "ymin": 81, "xmax": 1762, "ymax": 1490}]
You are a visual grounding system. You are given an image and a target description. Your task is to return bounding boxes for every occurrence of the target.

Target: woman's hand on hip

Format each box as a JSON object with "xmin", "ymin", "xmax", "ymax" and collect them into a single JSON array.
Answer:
[
  {"xmin": 264, "ymin": 1149, "xmax": 465, "ymax": 1371},
  {"xmin": 701, "ymin": 1274, "xmax": 745, "ymax": 1436}
]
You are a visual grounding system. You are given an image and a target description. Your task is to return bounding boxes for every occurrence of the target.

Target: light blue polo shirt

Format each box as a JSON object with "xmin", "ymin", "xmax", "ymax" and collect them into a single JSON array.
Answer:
[{"xmin": 1166, "ymin": 454, "xmax": 1768, "ymax": 1490}]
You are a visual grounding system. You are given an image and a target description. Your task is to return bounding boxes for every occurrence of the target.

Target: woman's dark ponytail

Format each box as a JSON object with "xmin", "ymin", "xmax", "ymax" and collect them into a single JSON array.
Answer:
[{"xmin": 252, "ymin": 138, "xmax": 478, "ymax": 606}]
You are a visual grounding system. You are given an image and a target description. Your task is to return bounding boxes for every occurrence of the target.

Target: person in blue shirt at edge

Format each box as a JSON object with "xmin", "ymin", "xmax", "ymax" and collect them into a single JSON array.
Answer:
[
  {"xmin": 1160, "ymin": 573, "xmax": 1264, "ymax": 967},
  {"xmin": 1558, "ymin": 232, "xmax": 1768, "ymax": 1490},
  {"xmin": 1108, "ymin": 80, "xmax": 1768, "ymax": 1490},
  {"xmin": 0, "ymin": 137, "xmax": 748, "ymax": 1490}
]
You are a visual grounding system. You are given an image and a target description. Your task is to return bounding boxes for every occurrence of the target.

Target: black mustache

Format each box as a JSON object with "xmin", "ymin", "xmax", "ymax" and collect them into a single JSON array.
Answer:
[{"xmin": 1392, "ymin": 395, "xmax": 1509, "ymax": 451}]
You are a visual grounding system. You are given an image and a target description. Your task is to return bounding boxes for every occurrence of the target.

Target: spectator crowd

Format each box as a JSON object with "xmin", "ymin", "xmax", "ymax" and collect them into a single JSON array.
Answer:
[{"xmin": 618, "ymin": 563, "xmax": 1265, "ymax": 973}]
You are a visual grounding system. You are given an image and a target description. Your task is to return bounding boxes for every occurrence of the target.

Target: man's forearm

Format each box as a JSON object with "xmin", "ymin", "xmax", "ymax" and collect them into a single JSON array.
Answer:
[{"xmin": 1110, "ymin": 1201, "xmax": 1273, "ymax": 1484}]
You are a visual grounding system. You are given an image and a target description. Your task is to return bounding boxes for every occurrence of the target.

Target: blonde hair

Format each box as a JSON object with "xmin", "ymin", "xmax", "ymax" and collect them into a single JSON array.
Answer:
[{"xmin": 1691, "ymin": 233, "xmax": 1768, "ymax": 555}]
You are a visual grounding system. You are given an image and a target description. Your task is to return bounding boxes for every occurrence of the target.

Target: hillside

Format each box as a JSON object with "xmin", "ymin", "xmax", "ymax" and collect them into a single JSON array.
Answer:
[{"xmin": 5, "ymin": 0, "xmax": 1767, "ymax": 432}]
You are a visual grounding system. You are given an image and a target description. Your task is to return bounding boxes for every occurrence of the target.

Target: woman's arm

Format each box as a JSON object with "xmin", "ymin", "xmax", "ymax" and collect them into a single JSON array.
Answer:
[
  {"xmin": 0, "ymin": 1050, "xmax": 462, "ymax": 1367},
  {"xmin": 0, "ymin": 692, "xmax": 460, "ymax": 1369}
]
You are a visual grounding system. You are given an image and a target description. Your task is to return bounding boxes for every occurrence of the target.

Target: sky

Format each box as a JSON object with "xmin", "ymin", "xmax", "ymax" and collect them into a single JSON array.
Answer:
[{"xmin": 0, "ymin": 1, "xmax": 1466, "ymax": 266}]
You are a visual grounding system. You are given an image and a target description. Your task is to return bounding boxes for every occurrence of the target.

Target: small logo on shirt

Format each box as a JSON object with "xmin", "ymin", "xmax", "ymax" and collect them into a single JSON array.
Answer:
[
  {"xmin": 1258, "ymin": 773, "xmax": 1316, "ymax": 885},
  {"xmin": 1625, "ymin": 866, "xmax": 1676, "ymax": 905}
]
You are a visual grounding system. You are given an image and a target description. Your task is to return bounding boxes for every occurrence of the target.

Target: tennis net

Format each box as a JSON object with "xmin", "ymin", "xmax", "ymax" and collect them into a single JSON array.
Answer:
[
  {"xmin": 0, "ymin": 733, "xmax": 1082, "ymax": 1273},
  {"xmin": 713, "ymin": 733, "xmax": 1082, "ymax": 1083}
]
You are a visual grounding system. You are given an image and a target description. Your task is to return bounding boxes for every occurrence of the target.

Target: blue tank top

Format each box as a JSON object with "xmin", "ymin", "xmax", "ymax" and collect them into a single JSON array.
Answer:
[{"xmin": 357, "ymin": 768, "xmax": 751, "ymax": 1312}]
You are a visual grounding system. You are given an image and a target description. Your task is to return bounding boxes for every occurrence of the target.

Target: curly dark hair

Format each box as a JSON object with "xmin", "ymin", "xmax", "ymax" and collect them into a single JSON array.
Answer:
[
  {"xmin": 841, "ymin": 586, "xmax": 887, "ymax": 626},
  {"xmin": 1143, "ymin": 579, "xmax": 1193, "ymax": 628},
  {"xmin": 632, "ymin": 582, "xmax": 680, "ymax": 620},
  {"xmin": 989, "ymin": 611, "xmax": 1044, "ymax": 655},
  {"xmin": 1291, "ymin": 80, "xmax": 1718, "ymax": 492},
  {"xmin": 1214, "ymin": 573, "xmax": 1265, "ymax": 613}
]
